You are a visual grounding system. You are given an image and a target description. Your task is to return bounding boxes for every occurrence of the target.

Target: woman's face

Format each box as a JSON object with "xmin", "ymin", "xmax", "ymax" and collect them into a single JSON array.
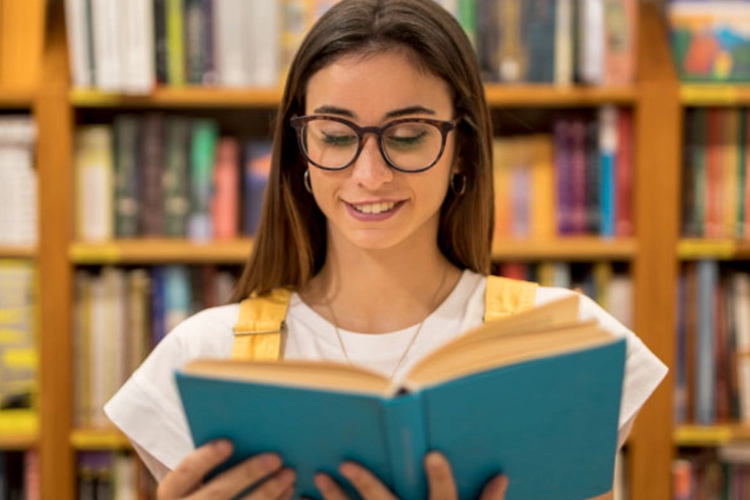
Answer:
[{"xmin": 303, "ymin": 50, "xmax": 456, "ymax": 254}]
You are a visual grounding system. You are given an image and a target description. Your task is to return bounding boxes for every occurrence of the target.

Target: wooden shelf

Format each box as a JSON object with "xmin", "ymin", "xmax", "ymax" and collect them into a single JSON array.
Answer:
[
  {"xmin": 70, "ymin": 238, "xmax": 253, "ymax": 264},
  {"xmin": 0, "ymin": 87, "xmax": 36, "ymax": 108},
  {"xmin": 70, "ymin": 87, "xmax": 283, "ymax": 108},
  {"xmin": 678, "ymin": 239, "xmax": 750, "ymax": 260},
  {"xmin": 675, "ymin": 425, "xmax": 750, "ymax": 447},
  {"xmin": 491, "ymin": 237, "xmax": 637, "ymax": 261},
  {"xmin": 0, "ymin": 246, "xmax": 36, "ymax": 259},
  {"xmin": 70, "ymin": 428, "xmax": 132, "ymax": 450},
  {"xmin": 0, "ymin": 410, "xmax": 39, "ymax": 449},
  {"xmin": 484, "ymin": 85, "xmax": 637, "ymax": 107},
  {"xmin": 0, "ymin": 433, "xmax": 38, "ymax": 450},
  {"xmin": 69, "ymin": 85, "xmax": 637, "ymax": 109},
  {"xmin": 70, "ymin": 237, "xmax": 636, "ymax": 264},
  {"xmin": 681, "ymin": 85, "xmax": 750, "ymax": 106}
]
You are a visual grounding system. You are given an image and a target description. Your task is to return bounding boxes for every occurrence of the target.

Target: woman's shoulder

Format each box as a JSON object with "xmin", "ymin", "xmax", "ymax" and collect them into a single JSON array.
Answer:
[{"xmin": 160, "ymin": 303, "xmax": 242, "ymax": 359}]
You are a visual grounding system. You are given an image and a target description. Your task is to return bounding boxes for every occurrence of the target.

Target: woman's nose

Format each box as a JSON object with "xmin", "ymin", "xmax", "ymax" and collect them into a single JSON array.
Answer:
[{"xmin": 350, "ymin": 134, "xmax": 394, "ymax": 188}]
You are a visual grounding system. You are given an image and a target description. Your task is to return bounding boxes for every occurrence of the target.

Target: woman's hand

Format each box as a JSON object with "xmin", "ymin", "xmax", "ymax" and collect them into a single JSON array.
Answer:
[
  {"xmin": 313, "ymin": 451, "xmax": 508, "ymax": 500},
  {"xmin": 157, "ymin": 440, "xmax": 295, "ymax": 500}
]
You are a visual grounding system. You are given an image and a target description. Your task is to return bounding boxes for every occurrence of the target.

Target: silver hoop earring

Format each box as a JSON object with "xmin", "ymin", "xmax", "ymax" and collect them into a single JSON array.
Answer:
[
  {"xmin": 450, "ymin": 172, "xmax": 467, "ymax": 196},
  {"xmin": 304, "ymin": 168, "xmax": 313, "ymax": 194}
]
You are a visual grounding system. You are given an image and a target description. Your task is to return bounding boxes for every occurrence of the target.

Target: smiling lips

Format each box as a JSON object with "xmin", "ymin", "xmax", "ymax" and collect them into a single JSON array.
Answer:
[{"xmin": 345, "ymin": 200, "xmax": 406, "ymax": 220}]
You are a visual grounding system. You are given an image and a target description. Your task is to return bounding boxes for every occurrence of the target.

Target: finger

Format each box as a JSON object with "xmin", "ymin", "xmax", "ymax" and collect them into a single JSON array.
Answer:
[
  {"xmin": 157, "ymin": 440, "xmax": 233, "ymax": 499},
  {"xmin": 195, "ymin": 454, "xmax": 287, "ymax": 500},
  {"xmin": 314, "ymin": 473, "xmax": 350, "ymax": 500},
  {"xmin": 479, "ymin": 475, "xmax": 509, "ymax": 500},
  {"xmin": 424, "ymin": 452, "xmax": 457, "ymax": 500},
  {"xmin": 241, "ymin": 476, "xmax": 296, "ymax": 500},
  {"xmin": 339, "ymin": 462, "xmax": 397, "ymax": 500}
]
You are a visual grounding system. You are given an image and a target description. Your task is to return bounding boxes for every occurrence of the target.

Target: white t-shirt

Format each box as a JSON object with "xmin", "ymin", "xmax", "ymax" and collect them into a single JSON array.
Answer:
[{"xmin": 104, "ymin": 270, "xmax": 667, "ymax": 481}]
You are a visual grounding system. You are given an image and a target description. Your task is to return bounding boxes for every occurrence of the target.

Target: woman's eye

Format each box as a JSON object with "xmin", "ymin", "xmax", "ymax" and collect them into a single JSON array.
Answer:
[
  {"xmin": 387, "ymin": 131, "xmax": 426, "ymax": 148},
  {"xmin": 322, "ymin": 133, "xmax": 357, "ymax": 147}
]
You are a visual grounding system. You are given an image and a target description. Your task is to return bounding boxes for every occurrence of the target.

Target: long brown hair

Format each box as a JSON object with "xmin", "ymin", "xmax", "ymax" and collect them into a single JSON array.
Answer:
[{"xmin": 231, "ymin": 0, "xmax": 494, "ymax": 301}]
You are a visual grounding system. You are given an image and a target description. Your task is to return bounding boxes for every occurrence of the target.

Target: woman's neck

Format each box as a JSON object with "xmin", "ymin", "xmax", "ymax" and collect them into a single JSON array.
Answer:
[{"xmin": 301, "ymin": 240, "xmax": 462, "ymax": 334}]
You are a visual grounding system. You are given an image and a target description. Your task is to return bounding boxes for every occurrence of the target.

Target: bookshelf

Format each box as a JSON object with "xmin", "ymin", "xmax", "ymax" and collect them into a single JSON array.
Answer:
[
  {"xmin": 17, "ymin": 2, "xmax": 685, "ymax": 499},
  {"xmin": 674, "ymin": 425, "xmax": 750, "ymax": 447}
]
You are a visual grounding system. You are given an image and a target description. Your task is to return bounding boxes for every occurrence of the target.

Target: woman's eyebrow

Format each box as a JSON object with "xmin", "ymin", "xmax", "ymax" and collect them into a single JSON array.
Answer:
[{"xmin": 310, "ymin": 105, "xmax": 437, "ymax": 120}]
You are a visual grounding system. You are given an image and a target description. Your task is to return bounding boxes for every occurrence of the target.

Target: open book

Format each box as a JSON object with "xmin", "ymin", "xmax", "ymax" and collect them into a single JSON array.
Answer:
[{"xmin": 176, "ymin": 295, "xmax": 626, "ymax": 500}]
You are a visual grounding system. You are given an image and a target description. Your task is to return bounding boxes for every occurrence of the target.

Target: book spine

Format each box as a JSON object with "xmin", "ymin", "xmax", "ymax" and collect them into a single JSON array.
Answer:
[
  {"xmin": 188, "ymin": 120, "xmax": 218, "ymax": 242},
  {"xmin": 154, "ymin": 0, "xmax": 168, "ymax": 85},
  {"xmin": 695, "ymin": 259, "xmax": 718, "ymax": 425},
  {"xmin": 113, "ymin": 116, "xmax": 140, "ymax": 238},
  {"xmin": 382, "ymin": 394, "xmax": 428, "ymax": 499},
  {"xmin": 522, "ymin": 0, "xmax": 556, "ymax": 83},
  {"xmin": 599, "ymin": 106, "xmax": 618, "ymax": 238},
  {"xmin": 64, "ymin": 0, "xmax": 93, "ymax": 88},
  {"xmin": 166, "ymin": 0, "xmax": 186, "ymax": 86}
]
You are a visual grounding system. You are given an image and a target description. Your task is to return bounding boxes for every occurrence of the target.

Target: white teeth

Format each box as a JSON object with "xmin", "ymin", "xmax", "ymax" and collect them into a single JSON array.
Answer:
[{"xmin": 353, "ymin": 202, "xmax": 397, "ymax": 214}]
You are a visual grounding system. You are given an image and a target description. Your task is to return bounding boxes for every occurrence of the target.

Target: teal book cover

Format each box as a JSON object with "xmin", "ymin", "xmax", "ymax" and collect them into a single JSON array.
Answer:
[{"xmin": 175, "ymin": 338, "xmax": 626, "ymax": 500}]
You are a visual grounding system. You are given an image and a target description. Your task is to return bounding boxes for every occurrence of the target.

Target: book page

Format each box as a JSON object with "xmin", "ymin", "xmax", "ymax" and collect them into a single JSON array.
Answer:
[{"xmin": 181, "ymin": 358, "xmax": 393, "ymax": 396}]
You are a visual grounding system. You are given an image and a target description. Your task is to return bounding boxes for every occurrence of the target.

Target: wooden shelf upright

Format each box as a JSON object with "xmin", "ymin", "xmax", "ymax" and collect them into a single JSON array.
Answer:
[{"xmin": 628, "ymin": 5, "xmax": 680, "ymax": 500}]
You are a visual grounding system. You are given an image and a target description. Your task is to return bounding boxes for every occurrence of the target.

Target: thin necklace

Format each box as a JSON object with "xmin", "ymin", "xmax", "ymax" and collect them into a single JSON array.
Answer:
[{"xmin": 325, "ymin": 266, "xmax": 449, "ymax": 381}]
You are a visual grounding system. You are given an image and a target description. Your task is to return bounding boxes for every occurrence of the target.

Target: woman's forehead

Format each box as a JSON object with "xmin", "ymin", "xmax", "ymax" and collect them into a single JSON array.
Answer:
[{"xmin": 304, "ymin": 50, "xmax": 453, "ymax": 119}]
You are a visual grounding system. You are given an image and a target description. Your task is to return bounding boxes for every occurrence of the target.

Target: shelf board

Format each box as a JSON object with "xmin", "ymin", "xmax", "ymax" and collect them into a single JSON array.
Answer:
[
  {"xmin": 678, "ymin": 239, "xmax": 750, "ymax": 260},
  {"xmin": 0, "ymin": 410, "xmax": 39, "ymax": 450},
  {"xmin": 0, "ymin": 246, "xmax": 36, "ymax": 259},
  {"xmin": 70, "ymin": 238, "xmax": 253, "ymax": 264},
  {"xmin": 484, "ymin": 85, "xmax": 637, "ymax": 107},
  {"xmin": 491, "ymin": 237, "xmax": 637, "ymax": 261},
  {"xmin": 70, "ymin": 85, "xmax": 637, "ymax": 109},
  {"xmin": 70, "ymin": 237, "xmax": 636, "ymax": 264},
  {"xmin": 70, "ymin": 428, "xmax": 132, "ymax": 450},
  {"xmin": 674, "ymin": 425, "xmax": 750, "ymax": 447},
  {"xmin": 70, "ymin": 87, "xmax": 283, "ymax": 108},
  {"xmin": 0, "ymin": 87, "xmax": 36, "ymax": 108},
  {"xmin": 681, "ymin": 85, "xmax": 750, "ymax": 106}
]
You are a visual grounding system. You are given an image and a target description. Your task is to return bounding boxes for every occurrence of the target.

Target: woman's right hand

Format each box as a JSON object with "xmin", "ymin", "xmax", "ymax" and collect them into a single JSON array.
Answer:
[{"xmin": 157, "ymin": 440, "xmax": 296, "ymax": 499}]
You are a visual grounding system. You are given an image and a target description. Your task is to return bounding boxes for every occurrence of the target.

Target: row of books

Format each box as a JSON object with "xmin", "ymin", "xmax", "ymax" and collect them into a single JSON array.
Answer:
[
  {"xmin": 74, "ymin": 116, "xmax": 270, "ymax": 242},
  {"xmin": 473, "ymin": 0, "xmax": 637, "ymax": 86},
  {"xmin": 0, "ymin": 451, "xmax": 38, "ymax": 500},
  {"xmin": 493, "ymin": 106, "xmax": 633, "ymax": 240},
  {"xmin": 0, "ymin": 260, "xmax": 36, "ymax": 413},
  {"xmin": 668, "ymin": 1, "xmax": 750, "ymax": 83},
  {"xmin": 494, "ymin": 260, "xmax": 633, "ymax": 329},
  {"xmin": 64, "ymin": 0, "xmax": 637, "ymax": 92},
  {"xmin": 73, "ymin": 265, "xmax": 236, "ymax": 428},
  {"xmin": 77, "ymin": 452, "xmax": 155, "ymax": 500},
  {"xmin": 0, "ymin": 117, "xmax": 36, "ymax": 247},
  {"xmin": 682, "ymin": 108, "xmax": 750, "ymax": 240},
  {"xmin": 674, "ymin": 447, "xmax": 750, "ymax": 500},
  {"xmin": 674, "ymin": 261, "xmax": 750, "ymax": 427}
]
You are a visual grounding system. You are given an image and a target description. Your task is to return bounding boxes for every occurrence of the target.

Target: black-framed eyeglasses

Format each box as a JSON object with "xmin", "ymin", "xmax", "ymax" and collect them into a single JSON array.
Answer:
[{"xmin": 290, "ymin": 115, "xmax": 460, "ymax": 173}]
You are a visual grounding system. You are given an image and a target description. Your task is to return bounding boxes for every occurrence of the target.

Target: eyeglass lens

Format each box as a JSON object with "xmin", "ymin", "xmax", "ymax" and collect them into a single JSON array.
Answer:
[{"xmin": 301, "ymin": 119, "xmax": 444, "ymax": 171}]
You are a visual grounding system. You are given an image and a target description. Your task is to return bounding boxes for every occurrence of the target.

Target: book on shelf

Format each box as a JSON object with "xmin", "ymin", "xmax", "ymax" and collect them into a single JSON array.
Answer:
[
  {"xmin": 674, "ymin": 262, "xmax": 750, "ymax": 427},
  {"xmin": 0, "ymin": 116, "xmax": 37, "ymax": 248},
  {"xmin": 175, "ymin": 295, "xmax": 626, "ymax": 500}
]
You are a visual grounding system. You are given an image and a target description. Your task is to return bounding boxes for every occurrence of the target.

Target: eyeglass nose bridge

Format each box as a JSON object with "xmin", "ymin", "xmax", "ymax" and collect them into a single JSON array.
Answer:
[{"xmin": 349, "ymin": 124, "xmax": 393, "ymax": 168}]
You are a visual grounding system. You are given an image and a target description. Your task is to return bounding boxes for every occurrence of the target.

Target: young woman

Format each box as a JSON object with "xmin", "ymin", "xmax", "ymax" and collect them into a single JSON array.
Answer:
[{"xmin": 105, "ymin": 1, "xmax": 667, "ymax": 499}]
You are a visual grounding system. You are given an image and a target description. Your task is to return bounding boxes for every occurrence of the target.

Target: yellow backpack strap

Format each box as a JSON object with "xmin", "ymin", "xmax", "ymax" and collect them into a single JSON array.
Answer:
[
  {"xmin": 232, "ymin": 288, "xmax": 292, "ymax": 361},
  {"xmin": 484, "ymin": 275, "xmax": 539, "ymax": 322}
]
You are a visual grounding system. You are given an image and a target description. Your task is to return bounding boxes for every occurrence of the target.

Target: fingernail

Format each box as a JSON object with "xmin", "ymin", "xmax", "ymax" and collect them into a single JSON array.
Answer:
[
  {"xmin": 279, "ymin": 468, "xmax": 296, "ymax": 485},
  {"xmin": 314, "ymin": 473, "xmax": 332, "ymax": 491},
  {"xmin": 425, "ymin": 452, "xmax": 445, "ymax": 470},
  {"xmin": 496, "ymin": 476, "xmax": 509, "ymax": 495},
  {"xmin": 339, "ymin": 462, "xmax": 360, "ymax": 480},
  {"xmin": 213, "ymin": 440, "xmax": 231, "ymax": 455},
  {"xmin": 261, "ymin": 453, "xmax": 282, "ymax": 472}
]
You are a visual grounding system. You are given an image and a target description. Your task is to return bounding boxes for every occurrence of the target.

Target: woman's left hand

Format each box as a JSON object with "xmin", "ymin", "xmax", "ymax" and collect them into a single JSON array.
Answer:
[{"xmin": 312, "ymin": 451, "xmax": 508, "ymax": 500}]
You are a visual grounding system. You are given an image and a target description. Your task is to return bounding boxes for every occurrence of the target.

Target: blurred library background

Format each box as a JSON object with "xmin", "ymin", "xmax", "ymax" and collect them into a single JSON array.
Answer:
[{"xmin": 0, "ymin": 0, "xmax": 748, "ymax": 498}]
